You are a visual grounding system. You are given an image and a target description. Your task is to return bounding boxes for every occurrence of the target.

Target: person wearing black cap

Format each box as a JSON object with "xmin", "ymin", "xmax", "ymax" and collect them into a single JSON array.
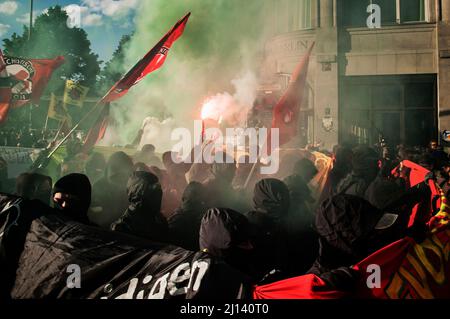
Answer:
[{"xmin": 52, "ymin": 173, "xmax": 92, "ymax": 224}]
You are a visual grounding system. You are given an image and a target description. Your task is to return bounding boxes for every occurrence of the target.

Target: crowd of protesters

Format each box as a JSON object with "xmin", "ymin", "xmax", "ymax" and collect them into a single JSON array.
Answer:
[
  {"xmin": 0, "ymin": 137, "xmax": 448, "ymax": 288},
  {"xmin": 0, "ymin": 128, "xmax": 85, "ymax": 148}
]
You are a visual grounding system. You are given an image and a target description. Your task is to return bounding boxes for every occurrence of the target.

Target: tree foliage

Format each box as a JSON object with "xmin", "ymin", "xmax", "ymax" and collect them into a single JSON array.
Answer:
[{"xmin": 3, "ymin": 6, "xmax": 101, "ymax": 94}]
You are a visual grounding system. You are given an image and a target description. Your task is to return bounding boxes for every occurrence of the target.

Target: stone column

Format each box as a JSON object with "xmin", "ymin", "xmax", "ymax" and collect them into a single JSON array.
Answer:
[
  {"xmin": 320, "ymin": 0, "xmax": 333, "ymax": 28},
  {"xmin": 442, "ymin": 0, "xmax": 450, "ymax": 22}
]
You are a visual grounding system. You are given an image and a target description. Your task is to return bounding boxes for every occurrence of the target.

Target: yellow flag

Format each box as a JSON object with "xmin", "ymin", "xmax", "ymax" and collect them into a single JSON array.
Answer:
[
  {"xmin": 48, "ymin": 93, "xmax": 72, "ymax": 126},
  {"xmin": 63, "ymin": 80, "xmax": 89, "ymax": 107}
]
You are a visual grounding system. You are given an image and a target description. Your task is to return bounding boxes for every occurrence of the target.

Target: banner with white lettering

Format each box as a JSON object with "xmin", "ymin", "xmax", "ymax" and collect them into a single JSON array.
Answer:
[{"xmin": 0, "ymin": 195, "xmax": 249, "ymax": 299}]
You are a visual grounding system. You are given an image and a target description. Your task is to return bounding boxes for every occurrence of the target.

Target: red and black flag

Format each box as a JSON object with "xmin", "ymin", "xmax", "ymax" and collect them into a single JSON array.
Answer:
[
  {"xmin": 0, "ymin": 51, "xmax": 64, "ymax": 124},
  {"xmin": 265, "ymin": 42, "xmax": 314, "ymax": 155},
  {"xmin": 0, "ymin": 49, "xmax": 11, "ymax": 123},
  {"xmin": 82, "ymin": 12, "xmax": 191, "ymax": 153},
  {"xmin": 101, "ymin": 12, "xmax": 191, "ymax": 103}
]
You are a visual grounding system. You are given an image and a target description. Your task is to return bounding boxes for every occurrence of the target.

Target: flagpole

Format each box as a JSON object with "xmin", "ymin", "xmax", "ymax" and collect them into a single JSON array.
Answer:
[
  {"xmin": 44, "ymin": 114, "xmax": 49, "ymax": 131},
  {"xmin": 43, "ymin": 102, "xmax": 102, "ymax": 163},
  {"xmin": 28, "ymin": 0, "xmax": 33, "ymax": 41}
]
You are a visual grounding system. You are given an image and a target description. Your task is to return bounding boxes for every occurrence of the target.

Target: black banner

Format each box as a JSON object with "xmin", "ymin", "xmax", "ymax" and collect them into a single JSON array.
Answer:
[{"xmin": 0, "ymin": 194, "xmax": 249, "ymax": 299}]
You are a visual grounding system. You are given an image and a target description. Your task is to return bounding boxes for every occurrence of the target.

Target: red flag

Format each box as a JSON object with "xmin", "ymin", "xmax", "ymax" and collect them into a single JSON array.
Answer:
[
  {"xmin": 265, "ymin": 42, "xmax": 314, "ymax": 154},
  {"xmin": 82, "ymin": 12, "xmax": 190, "ymax": 153},
  {"xmin": 0, "ymin": 52, "xmax": 64, "ymax": 124},
  {"xmin": 81, "ymin": 103, "xmax": 110, "ymax": 153},
  {"xmin": 101, "ymin": 12, "xmax": 191, "ymax": 103},
  {"xmin": 0, "ymin": 49, "xmax": 11, "ymax": 123}
]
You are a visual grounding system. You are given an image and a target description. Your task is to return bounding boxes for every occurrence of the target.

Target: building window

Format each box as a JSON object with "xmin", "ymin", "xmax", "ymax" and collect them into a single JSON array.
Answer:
[
  {"xmin": 339, "ymin": 0, "xmax": 427, "ymax": 27},
  {"xmin": 400, "ymin": 0, "xmax": 426, "ymax": 23},
  {"xmin": 298, "ymin": 0, "xmax": 312, "ymax": 29}
]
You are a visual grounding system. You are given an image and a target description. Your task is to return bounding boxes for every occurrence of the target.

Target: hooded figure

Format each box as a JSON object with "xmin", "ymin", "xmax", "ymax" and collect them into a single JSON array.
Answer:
[
  {"xmin": 15, "ymin": 173, "xmax": 52, "ymax": 205},
  {"xmin": 199, "ymin": 208, "xmax": 255, "ymax": 277},
  {"xmin": 84, "ymin": 152, "xmax": 106, "ymax": 185},
  {"xmin": 284, "ymin": 158, "xmax": 318, "ymax": 227},
  {"xmin": 308, "ymin": 194, "xmax": 412, "ymax": 275},
  {"xmin": 52, "ymin": 173, "xmax": 92, "ymax": 224},
  {"xmin": 168, "ymin": 182, "xmax": 208, "ymax": 251},
  {"xmin": 320, "ymin": 145, "xmax": 353, "ymax": 203},
  {"xmin": 90, "ymin": 152, "xmax": 134, "ymax": 228},
  {"xmin": 203, "ymin": 152, "xmax": 242, "ymax": 211},
  {"xmin": 111, "ymin": 171, "xmax": 168, "ymax": 242},
  {"xmin": 245, "ymin": 178, "xmax": 292, "ymax": 280},
  {"xmin": 162, "ymin": 151, "xmax": 188, "ymax": 197},
  {"xmin": 336, "ymin": 146, "xmax": 379, "ymax": 198},
  {"xmin": 134, "ymin": 144, "xmax": 162, "ymax": 168},
  {"xmin": 283, "ymin": 174, "xmax": 319, "ymax": 274}
]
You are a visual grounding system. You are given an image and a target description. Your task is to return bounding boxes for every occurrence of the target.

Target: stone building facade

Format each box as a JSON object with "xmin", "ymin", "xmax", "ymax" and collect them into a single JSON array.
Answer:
[{"xmin": 260, "ymin": 0, "xmax": 450, "ymax": 150}]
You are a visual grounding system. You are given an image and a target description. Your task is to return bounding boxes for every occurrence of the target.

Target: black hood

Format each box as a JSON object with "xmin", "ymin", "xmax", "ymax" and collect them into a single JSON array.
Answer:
[
  {"xmin": 180, "ymin": 181, "xmax": 207, "ymax": 213},
  {"xmin": 52, "ymin": 173, "xmax": 91, "ymax": 221},
  {"xmin": 199, "ymin": 208, "xmax": 250, "ymax": 258},
  {"xmin": 105, "ymin": 151, "xmax": 134, "ymax": 186},
  {"xmin": 252, "ymin": 178, "xmax": 290, "ymax": 219},
  {"xmin": 315, "ymin": 194, "xmax": 384, "ymax": 262},
  {"xmin": 111, "ymin": 171, "xmax": 166, "ymax": 241},
  {"xmin": 283, "ymin": 174, "xmax": 314, "ymax": 204},
  {"xmin": 127, "ymin": 171, "xmax": 162, "ymax": 213},
  {"xmin": 351, "ymin": 145, "xmax": 379, "ymax": 179}
]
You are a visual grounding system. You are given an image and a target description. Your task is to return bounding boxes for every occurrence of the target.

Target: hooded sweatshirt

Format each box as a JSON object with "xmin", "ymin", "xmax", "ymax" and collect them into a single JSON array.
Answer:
[
  {"xmin": 90, "ymin": 152, "xmax": 134, "ymax": 228},
  {"xmin": 111, "ymin": 171, "xmax": 168, "ymax": 242},
  {"xmin": 52, "ymin": 173, "xmax": 92, "ymax": 224},
  {"xmin": 199, "ymin": 208, "xmax": 255, "ymax": 278},
  {"xmin": 308, "ymin": 194, "xmax": 387, "ymax": 275},
  {"xmin": 336, "ymin": 146, "xmax": 380, "ymax": 198},
  {"xmin": 245, "ymin": 178, "xmax": 291, "ymax": 279},
  {"xmin": 168, "ymin": 182, "xmax": 207, "ymax": 251}
]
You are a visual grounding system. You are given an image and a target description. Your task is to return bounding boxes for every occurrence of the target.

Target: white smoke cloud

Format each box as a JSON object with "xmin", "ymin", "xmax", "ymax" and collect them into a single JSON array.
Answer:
[{"xmin": 99, "ymin": 1, "xmax": 268, "ymax": 152}]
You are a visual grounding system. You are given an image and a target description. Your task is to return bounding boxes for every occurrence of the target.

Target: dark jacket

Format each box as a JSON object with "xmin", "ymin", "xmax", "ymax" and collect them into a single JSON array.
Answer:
[
  {"xmin": 111, "ymin": 171, "xmax": 168, "ymax": 242},
  {"xmin": 168, "ymin": 182, "xmax": 207, "ymax": 251},
  {"xmin": 308, "ymin": 194, "xmax": 407, "ymax": 275},
  {"xmin": 283, "ymin": 174, "xmax": 319, "ymax": 274},
  {"xmin": 245, "ymin": 179, "xmax": 292, "ymax": 281},
  {"xmin": 336, "ymin": 146, "xmax": 380, "ymax": 198},
  {"xmin": 199, "ymin": 208, "xmax": 256, "ymax": 279},
  {"xmin": 90, "ymin": 152, "xmax": 134, "ymax": 228}
]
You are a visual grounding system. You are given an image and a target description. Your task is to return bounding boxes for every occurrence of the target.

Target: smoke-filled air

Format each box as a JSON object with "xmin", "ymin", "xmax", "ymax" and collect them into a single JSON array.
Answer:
[{"xmin": 100, "ymin": 0, "xmax": 269, "ymax": 151}]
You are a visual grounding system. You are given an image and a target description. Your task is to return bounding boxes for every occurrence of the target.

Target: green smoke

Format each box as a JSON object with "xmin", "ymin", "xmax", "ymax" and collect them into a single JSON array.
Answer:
[{"xmin": 106, "ymin": 0, "xmax": 269, "ymax": 149}]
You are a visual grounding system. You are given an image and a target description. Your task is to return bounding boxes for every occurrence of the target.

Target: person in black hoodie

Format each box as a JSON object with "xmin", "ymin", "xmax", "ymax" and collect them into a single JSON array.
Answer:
[
  {"xmin": 308, "ymin": 185, "xmax": 430, "ymax": 277},
  {"xmin": 245, "ymin": 178, "xmax": 292, "ymax": 282},
  {"xmin": 52, "ymin": 173, "xmax": 92, "ymax": 224},
  {"xmin": 336, "ymin": 145, "xmax": 379, "ymax": 198},
  {"xmin": 168, "ymin": 182, "xmax": 208, "ymax": 251},
  {"xmin": 111, "ymin": 171, "xmax": 168, "ymax": 242},
  {"xmin": 199, "ymin": 208, "xmax": 255, "ymax": 279},
  {"xmin": 15, "ymin": 173, "xmax": 52, "ymax": 205},
  {"xmin": 203, "ymin": 152, "xmax": 241, "ymax": 211},
  {"xmin": 319, "ymin": 145, "xmax": 353, "ymax": 204},
  {"xmin": 90, "ymin": 151, "xmax": 134, "ymax": 228}
]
